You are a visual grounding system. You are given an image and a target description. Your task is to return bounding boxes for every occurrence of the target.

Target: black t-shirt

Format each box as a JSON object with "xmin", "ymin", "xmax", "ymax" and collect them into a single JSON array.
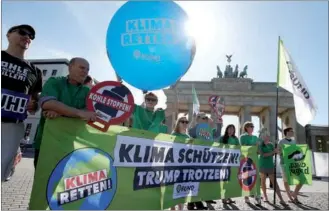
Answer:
[{"xmin": 1, "ymin": 50, "xmax": 43, "ymax": 122}]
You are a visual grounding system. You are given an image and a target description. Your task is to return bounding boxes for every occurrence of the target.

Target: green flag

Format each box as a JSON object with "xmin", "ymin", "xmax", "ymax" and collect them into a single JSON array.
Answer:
[
  {"xmin": 282, "ymin": 144, "xmax": 313, "ymax": 185},
  {"xmin": 29, "ymin": 118, "xmax": 260, "ymax": 210},
  {"xmin": 192, "ymin": 85, "xmax": 200, "ymax": 115}
]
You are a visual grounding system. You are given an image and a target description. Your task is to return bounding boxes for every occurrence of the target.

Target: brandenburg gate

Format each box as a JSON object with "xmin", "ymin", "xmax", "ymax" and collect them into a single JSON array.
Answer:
[{"xmin": 163, "ymin": 56, "xmax": 306, "ymax": 144}]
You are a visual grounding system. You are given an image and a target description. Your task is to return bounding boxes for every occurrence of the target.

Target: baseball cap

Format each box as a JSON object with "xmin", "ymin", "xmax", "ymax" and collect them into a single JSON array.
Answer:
[
  {"xmin": 197, "ymin": 112, "xmax": 207, "ymax": 119},
  {"xmin": 7, "ymin": 24, "xmax": 36, "ymax": 38}
]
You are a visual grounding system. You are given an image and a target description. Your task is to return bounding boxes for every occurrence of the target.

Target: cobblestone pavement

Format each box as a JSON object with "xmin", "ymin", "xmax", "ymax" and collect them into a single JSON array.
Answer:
[{"xmin": 1, "ymin": 150, "xmax": 328, "ymax": 210}]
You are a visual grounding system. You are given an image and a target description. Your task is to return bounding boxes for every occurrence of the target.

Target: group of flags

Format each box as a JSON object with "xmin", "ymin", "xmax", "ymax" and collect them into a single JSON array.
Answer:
[{"xmin": 192, "ymin": 37, "xmax": 317, "ymax": 127}]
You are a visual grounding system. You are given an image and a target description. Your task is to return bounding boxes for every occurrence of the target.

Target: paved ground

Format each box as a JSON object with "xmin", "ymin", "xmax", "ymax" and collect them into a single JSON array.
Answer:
[{"xmin": 1, "ymin": 149, "xmax": 328, "ymax": 210}]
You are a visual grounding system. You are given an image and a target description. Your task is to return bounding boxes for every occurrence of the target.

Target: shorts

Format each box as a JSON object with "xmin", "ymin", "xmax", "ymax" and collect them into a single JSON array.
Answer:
[
  {"xmin": 1, "ymin": 122, "xmax": 24, "ymax": 181},
  {"xmin": 260, "ymin": 167, "xmax": 274, "ymax": 174}
]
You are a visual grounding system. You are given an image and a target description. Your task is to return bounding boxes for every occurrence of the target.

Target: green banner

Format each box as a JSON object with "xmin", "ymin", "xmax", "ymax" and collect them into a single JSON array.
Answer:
[
  {"xmin": 29, "ymin": 118, "xmax": 260, "ymax": 210},
  {"xmin": 282, "ymin": 144, "xmax": 312, "ymax": 186}
]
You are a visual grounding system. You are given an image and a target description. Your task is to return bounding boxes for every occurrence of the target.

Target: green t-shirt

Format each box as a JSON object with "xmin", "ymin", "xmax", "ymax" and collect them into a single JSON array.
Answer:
[
  {"xmin": 172, "ymin": 132, "xmax": 190, "ymax": 139},
  {"xmin": 239, "ymin": 133, "xmax": 259, "ymax": 146},
  {"xmin": 159, "ymin": 124, "xmax": 168, "ymax": 134},
  {"xmin": 258, "ymin": 142, "xmax": 275, "ymax": 169},
  {"xmin": 131, "ymin": 105, "xmax": 165, "ymax": 133},
  {"xmin": 278, "ymin": 138, "xmax": 296, "ymax": 164},
  {"xmin": 33, "ymin": 77, "xmax": 90, "ymax": 149},
  {"xmin": 219, "ymin": 136, "xmax": 240, "ymax": 145}
]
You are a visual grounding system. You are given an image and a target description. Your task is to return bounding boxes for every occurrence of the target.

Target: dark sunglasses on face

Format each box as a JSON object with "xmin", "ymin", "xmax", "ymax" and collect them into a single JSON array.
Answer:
[
  {"xmin": 180, "ymin": 120, "xmax": 189, "ymax": 124},
  {"xmin": 146, "ymin": 98, "xmax": 157, "ymax": 102},
  {"xmin": 14, "ymin": 29, "xmax": 34, "ymax": 40},
  {"xmin": 249, "ymin": 125, "xmax": 254, "ymax": 128}
]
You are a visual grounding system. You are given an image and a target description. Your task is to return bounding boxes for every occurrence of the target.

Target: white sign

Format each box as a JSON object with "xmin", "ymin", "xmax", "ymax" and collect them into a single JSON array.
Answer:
[
  {"xmin": 173, "ymin": 182, "xmax": 200, "ymax": 199},
  {"xmin": 113, "ymin": 135, "xmax": 241, "ymax": 167}
]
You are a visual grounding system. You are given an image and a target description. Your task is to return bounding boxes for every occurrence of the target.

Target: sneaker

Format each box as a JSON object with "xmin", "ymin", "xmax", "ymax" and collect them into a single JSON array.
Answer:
[{"xmin": 255, "ymin": 196, "xmax": 262, "ymax": 205}]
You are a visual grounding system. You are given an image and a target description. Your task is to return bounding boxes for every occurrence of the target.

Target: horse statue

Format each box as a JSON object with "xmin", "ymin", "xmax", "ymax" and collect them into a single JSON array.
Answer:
[
  {"xmin": 233, "ymin": 64, "xmax": 239, "ymax": 78},
  {"xmin": 224, "ymin": 65, "xmax": 234, "ymax": 78},
  {"xmin": 216, "ymin": 66, "xmax": 223, "ymax": 78},
  {"xmin": 239, "ymin": 65, "xmax": 248, "ymax": 78}
]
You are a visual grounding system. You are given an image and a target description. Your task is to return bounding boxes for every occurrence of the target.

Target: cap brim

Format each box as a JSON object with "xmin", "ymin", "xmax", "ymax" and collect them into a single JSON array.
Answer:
[{"xmin": 8, "ymin": 24, "xmax": 35, "ymax": 37}]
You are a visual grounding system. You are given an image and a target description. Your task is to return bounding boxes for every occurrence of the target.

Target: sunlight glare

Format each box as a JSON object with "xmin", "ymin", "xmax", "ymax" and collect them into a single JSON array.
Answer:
[{"xmin": 184, "ymin": 8, "xmax": 216, "ymax": 47}]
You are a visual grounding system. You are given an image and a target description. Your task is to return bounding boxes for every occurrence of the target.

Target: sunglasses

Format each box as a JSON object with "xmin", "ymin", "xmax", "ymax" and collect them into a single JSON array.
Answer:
[
  {"xmin": 249, "ymin": 125, "xmax": 254, "ymax": 128},
  {"xmin": 14, "ymin": 29, "xmax": 34, "ymax": 40},
  {"xmin": 146, "ymin": 98, "xmax": 157, "ymax": 102},
  {"xmin": 197, "ymin": 115, "xmax": 208, "ymax": 119},
  {"xmin": 180, "ymin": 120, "xmax": 189, "ymax": 124}
]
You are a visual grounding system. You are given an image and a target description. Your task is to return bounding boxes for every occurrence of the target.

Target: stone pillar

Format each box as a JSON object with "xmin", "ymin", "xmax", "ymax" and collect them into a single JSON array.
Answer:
[
  {"xmin": 259, "ymin": 107, "xmax": 270, "ymax": 130},
  {"xmin": 280, "ymin": 109, "xmax": 306, "ymax": 144},
  {"xmin": 259, "ymin": 106, "xmax": 277, "ymax": 142},
  {"xmin": 166, "ymin": 113, "xmax": 173, "ymax": 133},
  {"xmin": 268, "ymin": 105, "xmax": 277, "ymax": 143},
  {"xmin": 188, "ymin": 103, "xmax": 193, "ymax": 122},
  {"xmin": 239, "ymin": 106, "xmax": 251, "ymax": 135}
]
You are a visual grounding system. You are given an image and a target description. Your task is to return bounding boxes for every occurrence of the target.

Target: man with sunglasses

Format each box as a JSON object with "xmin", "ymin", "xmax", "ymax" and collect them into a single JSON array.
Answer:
[
  {"xmin": 1, "ymin": 24, "xmax": 42, "ymax": 182},
  {"xmin": 131, "ymin": 92, "xmax": 165, "ymax": 133}
]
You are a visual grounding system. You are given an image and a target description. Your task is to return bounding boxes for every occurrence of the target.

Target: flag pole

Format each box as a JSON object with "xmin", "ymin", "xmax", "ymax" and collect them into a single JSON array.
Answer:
[{"xmin": 273, "ymin": 36, "xmax": 281, "ymax": 205}]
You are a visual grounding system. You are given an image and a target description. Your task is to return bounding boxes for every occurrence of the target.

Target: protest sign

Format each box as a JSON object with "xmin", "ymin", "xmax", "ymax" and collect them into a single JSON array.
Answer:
[
  {"xmin": 282, "ymin": 144, "xmax": 312, "ymax": 185},
  {"xmin": 29, "ymin": 118, "xmax": 260, "ymax": 210},
  {"xmin": 208, "ymin": 95, "xmax": 225, "ymax": 122},
  {"xmin": 86, "ymin": 81, "xmax": 134, "ymax": 132}
]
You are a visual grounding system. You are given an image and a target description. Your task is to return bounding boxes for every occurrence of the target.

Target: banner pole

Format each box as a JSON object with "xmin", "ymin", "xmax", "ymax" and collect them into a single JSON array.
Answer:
[{"xmin": 273, "ymin": 36, "xmax": 281, "ymax": 205}]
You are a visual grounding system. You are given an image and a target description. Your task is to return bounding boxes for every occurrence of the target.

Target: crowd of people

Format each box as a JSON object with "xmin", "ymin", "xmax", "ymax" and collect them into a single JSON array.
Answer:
[{"xmin": 1, "ymin": 24, "xmax": 303, "ymax": 210}]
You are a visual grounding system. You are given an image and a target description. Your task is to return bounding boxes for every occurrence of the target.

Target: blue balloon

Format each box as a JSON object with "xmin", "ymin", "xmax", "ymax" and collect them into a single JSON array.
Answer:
[{"xmin": 106, "ymin": 1, "xmax": 196, "ymax": 91}]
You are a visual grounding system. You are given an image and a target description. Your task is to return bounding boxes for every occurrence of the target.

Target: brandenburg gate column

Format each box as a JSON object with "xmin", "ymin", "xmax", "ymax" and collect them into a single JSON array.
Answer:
[
  {"xmin": 280, "ymin": 109, "xmax": 306, "ymax": 144},
  {"xmin": 259, "ymin": 106, "xmax": 277, "ymax": 142},
  {"xmin": 238, "ymin": 106, "xmax": 251, "ymax": 135}
]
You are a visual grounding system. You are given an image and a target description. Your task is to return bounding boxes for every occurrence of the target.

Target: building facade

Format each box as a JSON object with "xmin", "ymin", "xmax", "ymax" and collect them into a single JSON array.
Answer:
[{"xmin": 305, "ymin": 124, "xmax": 329, "ymax": 153}]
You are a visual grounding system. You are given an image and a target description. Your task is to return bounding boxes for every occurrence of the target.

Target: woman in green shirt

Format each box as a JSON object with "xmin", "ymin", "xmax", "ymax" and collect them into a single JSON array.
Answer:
[
  {"xmin": 170, "ymin": 116, "xmax": 189, "ymax": 210},
  {"xmin": 239, "ymin": 121, "xmax": 262, "ymax": 205},
  {"xmin": 258, "ymin": 128, "xmax": 286, "ymax": 204},
  {"xmin": 171, "ymin": 115, "xmax": 190, "ymax": 139},
  {"xmin": 219, "ymin": 124, "xmax": 239, "ymax": 204}
]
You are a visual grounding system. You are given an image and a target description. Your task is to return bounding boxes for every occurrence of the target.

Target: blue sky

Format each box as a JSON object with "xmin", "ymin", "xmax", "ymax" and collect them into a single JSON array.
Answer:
[{"xmin": 2, "ymin": 1, "xmax": 328, "ymax": 136}]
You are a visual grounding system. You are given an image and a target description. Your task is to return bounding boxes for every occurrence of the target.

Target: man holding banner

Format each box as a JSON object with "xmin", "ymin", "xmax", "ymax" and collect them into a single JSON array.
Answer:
[
  {"xmin": 33, "ymin": 57, "xmax": 98, "ymax": 168},
  {"xmin": 278, "ymin": 127, "xmax": 303, "ymax": 204}
]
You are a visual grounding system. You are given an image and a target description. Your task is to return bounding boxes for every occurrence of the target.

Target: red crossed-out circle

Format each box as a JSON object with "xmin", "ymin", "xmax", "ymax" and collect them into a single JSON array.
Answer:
[
  {"xmin": 237, "ymin": 157, "xmax": 257, "ymax": 192},
  {"xmin": 86, "ymin": 81, "xmax": 134, "ymax": 131},
  {"xmin": 208, "ymin": 95, "xmax": 225, "ymax": 119}
]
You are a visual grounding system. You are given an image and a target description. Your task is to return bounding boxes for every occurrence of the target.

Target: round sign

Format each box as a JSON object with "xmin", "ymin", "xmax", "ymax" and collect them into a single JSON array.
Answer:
[
  {"xmin": 86, "ymin": 81, "xmax": 134, "ymax": 132},
  {"xmin": 237, "ymin": 157, "xmax": 257, "ymax": 192},
  {"xmin": 46, "ymin": 148, "xmax": 117, "ymax": 210},
  {"xmin": 208, "ymin": 95, "xmax": 225, "ymax": 121},
  {"xmin": 106, "ymin": 1, "xmax": 196, "ymax": 91},
  {"xmin": 196, "ymin": 123, "xmax": 214, "ymax": 141}
]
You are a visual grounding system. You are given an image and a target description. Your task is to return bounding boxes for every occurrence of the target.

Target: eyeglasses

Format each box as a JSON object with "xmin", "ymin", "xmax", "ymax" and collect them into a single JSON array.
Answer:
[
  {"xmin": 14, "ymin": 29, "xmax": 35, "ymax": 40},
  {"xmin": 180, "ymin": 120, "xmax": 189, "ymax": 124},
  {"xmin": 249, "ymin": 125, "xmax": 254, "ymax": 128},
  {"xmin": 146, "ymin": 98, "xmax": 157, "ymax": 102},
  {"xmin": 197, "ymin": 116, "xmax": 208, "ymax": 120}
]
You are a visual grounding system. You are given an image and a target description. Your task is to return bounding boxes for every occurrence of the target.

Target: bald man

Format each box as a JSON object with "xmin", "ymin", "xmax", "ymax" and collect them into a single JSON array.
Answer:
[{"xmin": 33, "ymin": 57, "xmax": 97, "ymax": 168}]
